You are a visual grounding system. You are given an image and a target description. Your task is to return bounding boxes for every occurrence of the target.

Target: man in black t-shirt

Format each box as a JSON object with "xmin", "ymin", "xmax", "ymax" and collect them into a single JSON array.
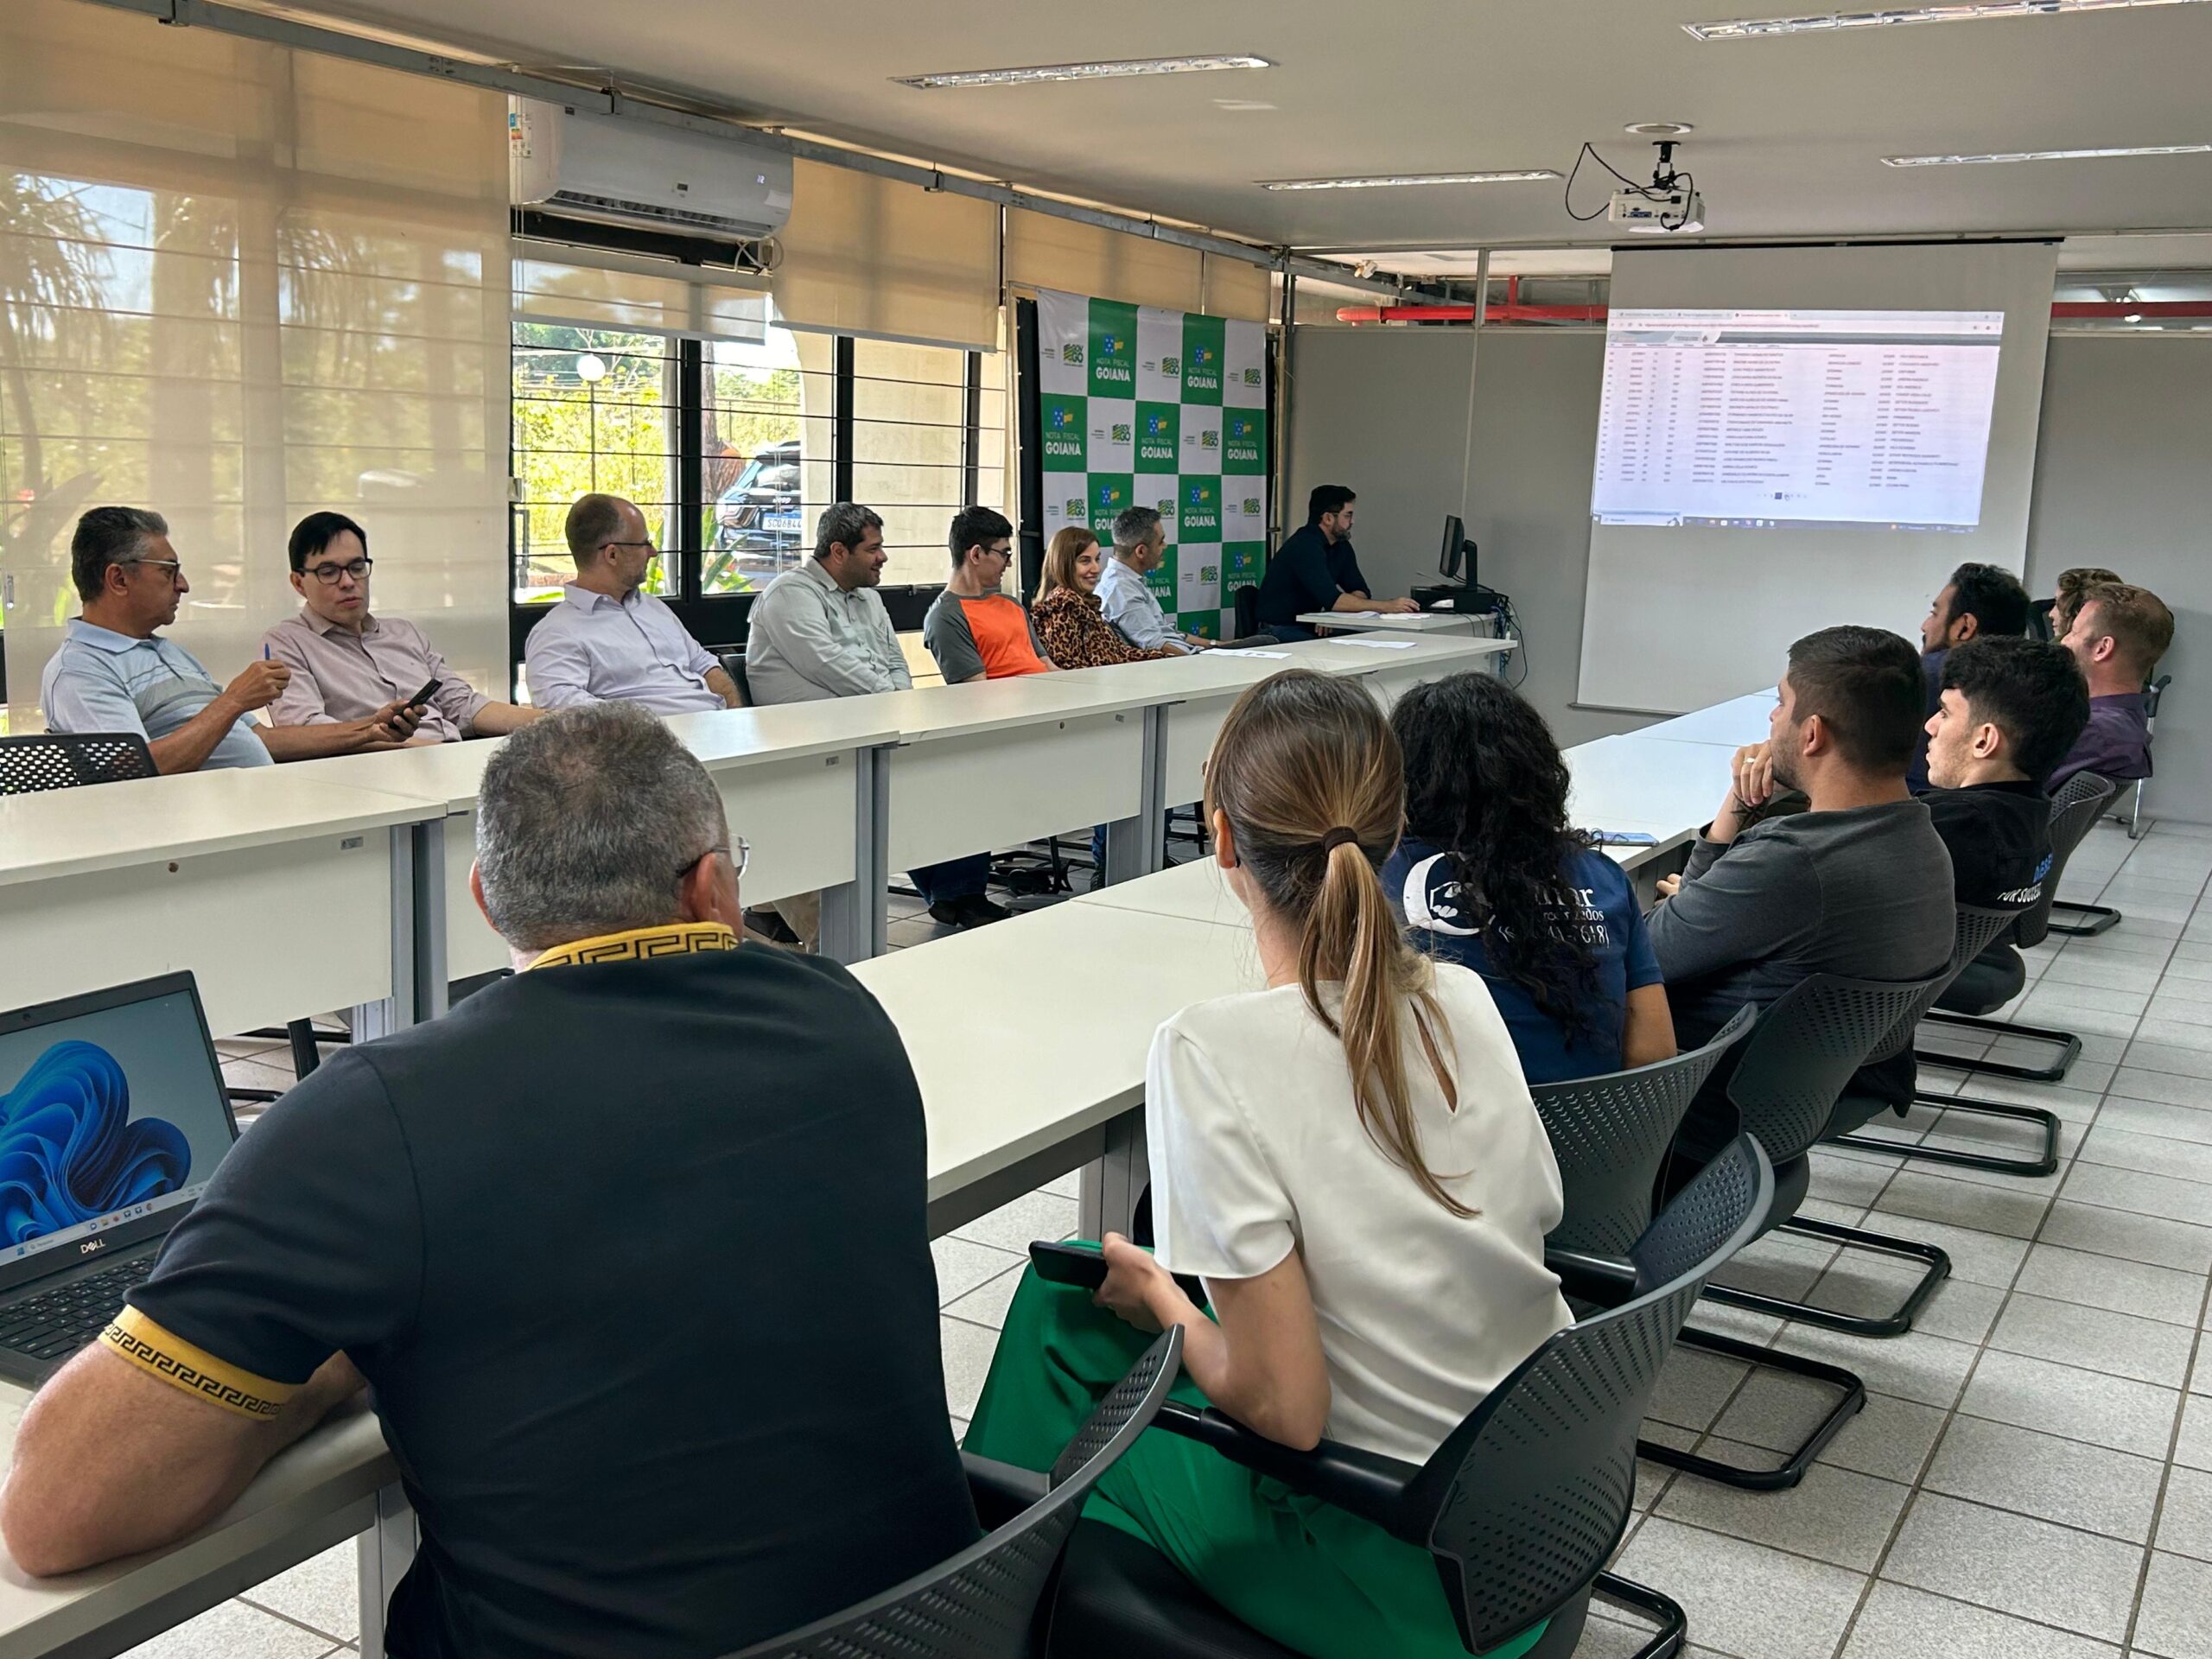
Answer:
[
  {"xmin": 1254, "ymin": 485, "xmax": 1419, "ymax": 639},
  {"xmin": 1861, "ymin": 636, "xmax": 2090, "ymax": 1107},
  {"xmin": 3, "ymin": 704, "xmax": 977, "ymax": 1658}
]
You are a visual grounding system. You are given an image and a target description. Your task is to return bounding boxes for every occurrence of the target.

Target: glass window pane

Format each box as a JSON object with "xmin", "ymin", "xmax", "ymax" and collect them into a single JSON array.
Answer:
[
  {"xmin": 510, "ymin": 324, "xmax": 677, "ymax": 601},
  {"xmin": 702, "ymin": 326, "xmax": 834, "ymax": 594}
]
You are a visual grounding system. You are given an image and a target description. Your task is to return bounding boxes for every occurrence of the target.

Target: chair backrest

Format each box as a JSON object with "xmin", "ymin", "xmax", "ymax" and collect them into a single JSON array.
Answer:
[
  {"xmin": 1233, "ymin": 584, "xmax": 1259, "ymax": 637},
  {"xmin": 717, "ymin": 652, "xmax": 754, "ymax": 708},
  {"xmin": 1406, "ymin": 1137, "xmax": 1776, "ymax": 1654},
  {"xmin": 0, "ymin": 732, "xmax": 159, "ymax": 795},
  {"xmin": 1863, "ymin": 903, "xmax": 2020, "ymax": 1064},
  {"xmin": 1725, "ymin": 969, "xmax": 1948, "ymax": 1163},
  {"xmin": 2146, "ymin": 672, "xmax": 2173, "ymax": 722},
  {"xmin": 1531, "ymin": 1005, "xmax": 1756, "ymax": 1258},
  {"xmin": 726, "ymin": 1326, "xmax": 1182, "ymax": 1659}
]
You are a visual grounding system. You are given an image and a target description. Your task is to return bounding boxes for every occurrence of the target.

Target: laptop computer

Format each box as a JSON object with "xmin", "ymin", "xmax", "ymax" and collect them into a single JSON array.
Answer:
[{"xmin": 0, "ymin": 972, "xmax": 242, "ymax": 1387}]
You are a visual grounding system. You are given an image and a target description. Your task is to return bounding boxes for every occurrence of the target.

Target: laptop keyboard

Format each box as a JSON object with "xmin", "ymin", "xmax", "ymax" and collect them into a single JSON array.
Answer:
[{"xmin": 0, "ymin": 1260, "xmax": 154, "ymax": 1364}]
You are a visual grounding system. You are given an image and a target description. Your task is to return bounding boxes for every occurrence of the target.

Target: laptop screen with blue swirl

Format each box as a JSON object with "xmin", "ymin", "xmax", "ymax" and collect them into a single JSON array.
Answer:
[{"xmin": 0, "ymin": 976, "xmax": 237, "ymax": 1274}]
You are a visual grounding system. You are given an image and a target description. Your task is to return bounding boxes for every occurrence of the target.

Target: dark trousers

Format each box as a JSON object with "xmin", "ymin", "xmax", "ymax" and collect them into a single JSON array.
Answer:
[{"xmin": 910, "ymin": 853, "xmax": 990, "ymax": 906}]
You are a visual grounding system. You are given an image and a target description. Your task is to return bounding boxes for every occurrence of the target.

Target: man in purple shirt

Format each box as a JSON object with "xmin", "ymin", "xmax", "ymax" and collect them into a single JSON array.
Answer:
[
  {"xmin": 522, "ymin": 495, "xmax": 743, "ymax": 715},
  {"xmin": 2050, "ymin": 581, "xmax": 2175, "ymax": 789},
  {"xmin": 264, "ymin": 512, "xmax": 540, "ymax": 743}
]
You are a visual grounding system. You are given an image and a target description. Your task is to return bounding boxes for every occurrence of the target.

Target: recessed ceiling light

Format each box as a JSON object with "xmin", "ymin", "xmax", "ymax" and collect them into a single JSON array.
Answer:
[
  {"xmin": 1883, "ymin": 143, "xmax": 2212, "ymax": 165},
  {"xmin": 1625, "ymin": 122, "xmax": 1697, "ymax": 137},
  {"xmin": 1257, "ymin": 169, "xmax": 1561, "ymax": 191},
  {"xmin": 895, "ymin": 54, "xmax": 1271, "ymax": 89},
  {"xmin": 1686, "ymin": 0, "xmax": 2208, "ymax": 41}
]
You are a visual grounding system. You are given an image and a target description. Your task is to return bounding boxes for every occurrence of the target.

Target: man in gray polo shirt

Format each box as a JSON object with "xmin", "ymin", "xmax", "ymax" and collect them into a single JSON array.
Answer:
[{"xmin": 41, "ymin": 506, "xmax": 418, "ymax": 772}]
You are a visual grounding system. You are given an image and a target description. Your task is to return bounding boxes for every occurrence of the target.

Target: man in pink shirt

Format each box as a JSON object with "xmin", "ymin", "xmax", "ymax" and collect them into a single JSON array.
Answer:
[{"xmin": 263, "ymin": 513, "xmax": 539, "ymax": 743}]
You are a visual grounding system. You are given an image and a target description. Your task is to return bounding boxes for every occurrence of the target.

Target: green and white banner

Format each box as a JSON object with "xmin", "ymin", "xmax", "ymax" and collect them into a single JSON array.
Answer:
[{"xmin": 1035, "ymin": 289, "xmax": 1268, "ymax": 641}]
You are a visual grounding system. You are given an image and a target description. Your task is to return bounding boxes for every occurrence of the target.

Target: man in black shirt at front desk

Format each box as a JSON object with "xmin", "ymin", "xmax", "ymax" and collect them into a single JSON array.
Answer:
[
  {"xmin": 0, "ymin": 704, "xmax": 977, "ymax": 1658},
  {"xmin": 1254, "ymin": 484, "xmax": 1421, "ymax": 639}
]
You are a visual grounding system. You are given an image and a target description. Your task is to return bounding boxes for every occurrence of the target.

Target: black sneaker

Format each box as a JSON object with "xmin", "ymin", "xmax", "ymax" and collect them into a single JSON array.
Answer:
[
  {"xmin": 926, "ymin": 900, "xmax": 967, "ymax": 928},
  {"xmin": 742, "ymin": 906, "xmax": 799, "ymax": 945},
  {"xmin": 955, "ymin": 894, "xmax": 1014, "ymax": 927}
]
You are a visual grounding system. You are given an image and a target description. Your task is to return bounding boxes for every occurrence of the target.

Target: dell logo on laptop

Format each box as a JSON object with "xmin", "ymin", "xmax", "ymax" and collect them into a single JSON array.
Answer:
[{"xmin": 79, "ymin": 1238, "xmax": 105, "ymax": 1255}]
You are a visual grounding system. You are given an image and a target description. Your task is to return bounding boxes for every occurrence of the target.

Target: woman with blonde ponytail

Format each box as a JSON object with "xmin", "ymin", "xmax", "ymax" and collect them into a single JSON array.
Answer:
[{"xmin": 965, "ymin": 671, "xmax": 1573, "ymax": 1659}]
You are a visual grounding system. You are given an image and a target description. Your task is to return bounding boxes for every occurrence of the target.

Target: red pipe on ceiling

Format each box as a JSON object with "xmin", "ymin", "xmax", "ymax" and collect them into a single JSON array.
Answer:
[{"xmin": 1335, "ymin": 298, "xmax": 2212, "ymax": 325}]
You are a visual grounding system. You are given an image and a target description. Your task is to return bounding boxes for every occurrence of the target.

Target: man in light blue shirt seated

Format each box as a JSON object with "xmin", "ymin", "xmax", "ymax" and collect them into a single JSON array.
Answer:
[
  {"xmin": 522, "ymin": 494, "xmax": 743, "ymax": 715},
  {"xmin": 41, "ymin": 506, "xmax": 418, "ymax": 773},
  {"xmin": 1096, "ymin": 505, "xmax": 1209, "ymax": 656}
]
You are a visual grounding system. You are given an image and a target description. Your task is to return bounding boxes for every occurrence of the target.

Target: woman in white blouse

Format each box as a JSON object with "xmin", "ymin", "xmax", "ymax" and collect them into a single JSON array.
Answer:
[{"xmin": 965, "ymin": 669, "xmax": 1573, "ymax": 1659}]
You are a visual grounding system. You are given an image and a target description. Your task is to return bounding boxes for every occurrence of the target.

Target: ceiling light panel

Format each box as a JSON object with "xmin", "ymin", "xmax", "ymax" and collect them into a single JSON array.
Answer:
[
  {"xmin": 1259, "ymin": 170, "xmax": 1561, "ymax": 191},
  {"xmin": 1883, "ymin": 143, "xmax": 2212, "ymax": 165},
  {"xmin": 1686, "ymin": 0, "xmax": 2208, "ymax": 41},
  {"xmin": 896, "ymin": 54, "xmax": 1270, "ymax": 89}
]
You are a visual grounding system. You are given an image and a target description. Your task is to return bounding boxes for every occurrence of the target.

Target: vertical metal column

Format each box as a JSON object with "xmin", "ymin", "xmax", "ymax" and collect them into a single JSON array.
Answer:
[
  {"xmin": 819, "ymin": 745, "xmax": 887, "ymax": 963},
  {"xmin": 1099, "ymin": 708, "xmax": 1164, "ymax": 886},
  {"xmin": 413, "ymin": 818, "xmax": 450, "ymax": 1021},
  {"xmin": 352, "ymin": 825, "xmax": 417, "ymax": 1040}
]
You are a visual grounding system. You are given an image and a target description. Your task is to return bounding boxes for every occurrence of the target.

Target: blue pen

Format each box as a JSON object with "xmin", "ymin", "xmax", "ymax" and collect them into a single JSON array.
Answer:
[{"xmin": 263, "ymin": 644, "xmax": 270, "ymax": 660}]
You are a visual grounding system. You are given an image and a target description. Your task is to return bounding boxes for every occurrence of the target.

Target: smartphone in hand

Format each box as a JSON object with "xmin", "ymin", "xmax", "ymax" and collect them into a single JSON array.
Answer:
[{"xmin": 406, "ymin": 677, "xmax": 441, "ymax": 709}]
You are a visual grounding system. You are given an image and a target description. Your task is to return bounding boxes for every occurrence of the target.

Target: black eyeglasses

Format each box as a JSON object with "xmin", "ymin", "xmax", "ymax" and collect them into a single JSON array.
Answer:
[
  {"xmin": 304, "ymin": 557, "xmax": 372, "ymax": 585},
  {"xmin": 123, "ymin": 557, "xmax": 185, "ymax": 584}
]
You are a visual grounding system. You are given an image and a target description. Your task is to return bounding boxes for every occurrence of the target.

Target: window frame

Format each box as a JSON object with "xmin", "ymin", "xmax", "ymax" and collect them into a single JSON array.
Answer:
[{"xmin": 507, "ymin": 327, "xmax": 983, "ymax": 688}]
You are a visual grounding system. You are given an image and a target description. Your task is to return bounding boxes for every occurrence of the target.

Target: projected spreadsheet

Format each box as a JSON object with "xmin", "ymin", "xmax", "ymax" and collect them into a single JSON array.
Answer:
[{"xmin": 1590, "ymin": 308, "xmax": 2004, "ymax": 531}]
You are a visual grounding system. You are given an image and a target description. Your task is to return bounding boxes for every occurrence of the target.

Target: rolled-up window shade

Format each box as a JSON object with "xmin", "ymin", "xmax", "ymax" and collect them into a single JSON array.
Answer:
[
  {"xmin": 515, "ymin": 249, "xmax": 771, "ymax": 340},
  {"xmin": 0, "ymin": 0, "xmax": 510, "ymax": 727},
  {"xmin": 1004, "ymin": 208, "xmax": 1204, "ymax": 315},
  {"xmin": 1200, "ymin": 254, "xmax": 1272, "ymax": 324},
  {"xmin": 772, "ymin": 159, "xmax": 1000, "ymax": 350}
]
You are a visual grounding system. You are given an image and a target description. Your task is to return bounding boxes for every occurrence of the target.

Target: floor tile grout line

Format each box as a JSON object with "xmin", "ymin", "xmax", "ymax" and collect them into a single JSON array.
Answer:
[{"xmin": 2120, "ymin": 1271, "xmax": 2212, "ymax": 1656}]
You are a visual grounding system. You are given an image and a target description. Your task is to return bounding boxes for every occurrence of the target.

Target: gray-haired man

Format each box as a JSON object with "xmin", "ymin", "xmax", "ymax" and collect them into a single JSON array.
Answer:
[
  {"xmin": 2, "ymin": 702, "xmax": 976, "ymax": 1656},
  {"xmin": 1096, "ymin": 504, "xmax": 1208, "ymax": 656}
]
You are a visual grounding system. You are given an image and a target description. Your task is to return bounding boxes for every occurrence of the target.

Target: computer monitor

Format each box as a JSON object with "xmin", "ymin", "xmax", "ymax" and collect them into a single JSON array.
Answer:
[
  {"xmin": 1440, "ymin": 515, "xmax": 1476, "ymax": 585},
  {"xmin": 0, "ymin": 973, "xmax": 238, "ymax": 1294}
]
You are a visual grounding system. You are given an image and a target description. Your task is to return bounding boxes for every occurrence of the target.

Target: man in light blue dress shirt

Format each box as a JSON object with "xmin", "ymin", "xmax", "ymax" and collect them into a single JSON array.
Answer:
[
  {"xmin": 1096, "ymin": 505, "xmax": 1205, "ymax": 656},
  {"xmin": 522, "ymin": 495, "xmax": 742, "ymax": 715},
  {"xmin": 41, "ymin": 506, "xmax": 417, "ymax": 772}
]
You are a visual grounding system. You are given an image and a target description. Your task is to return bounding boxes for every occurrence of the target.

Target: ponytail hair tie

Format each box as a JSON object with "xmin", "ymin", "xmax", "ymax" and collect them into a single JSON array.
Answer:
[{"xmin": 1320, "ymin": 826, "xmax": 1361, "ymax": 854}]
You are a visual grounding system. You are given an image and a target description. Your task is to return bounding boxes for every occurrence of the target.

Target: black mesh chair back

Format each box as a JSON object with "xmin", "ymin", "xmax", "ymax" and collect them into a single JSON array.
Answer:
[
  {"xmin": 1864, "ymin": 903, "xmax": 2019, "ymax": 1065},
  {"xmin": 2020, "ymin": 772, "xmax": 2120, "ymax": 947},
  {"xmin": 727, "ymin": 1326, "xmax": 1182, "ymax": 1659},
  {"xmin": 1726, "ymin": 971, "xmax": 1948, "ymax": 1162},
  {"xmin": 2146, "ymin": 673, "xmax": 2172, "ymax": 721},
  {"xmin": 1532, "ymin": 1005, "xmax": 1756, "ymax": 1258},
  {"xmin": 0, "ymin": 732, "xmax": 158, "ymax": 794},
  {"xmin": 1402, "ymin": 1137, "xmax": 1775, "ymax": 1653}
]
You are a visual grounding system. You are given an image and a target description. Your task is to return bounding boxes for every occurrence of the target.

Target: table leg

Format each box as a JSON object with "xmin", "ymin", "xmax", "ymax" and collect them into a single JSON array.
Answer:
[
  {"xmin": 1099, "ymin": 707, "xmax": 1167, "ymax": 888},
  {"xmin": 351, "ymin": 823, "xmax": 420, "ymax": 1039},
  {"xmin": 821, "ymin": 745, "xmax": 887, "ymax": 963},
  {"xmin": 1077, "ymin": 1113, "xmax": 1147, "ymax": 1240},
  {"xmin": 356, "ymin": 1484, "xmax": 416, "ymax": 1658}
]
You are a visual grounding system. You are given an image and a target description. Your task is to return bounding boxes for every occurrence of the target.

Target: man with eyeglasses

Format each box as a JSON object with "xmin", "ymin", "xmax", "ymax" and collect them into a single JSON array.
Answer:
[
  {"xmin": 522, "ymin": 493, "xmax": 742, "ymax": 715},
  {"xmin": 261, "ymin": 512, "xmax": 540, "ymax": 743},
  {"xmin": 41, "ymin": 506, "xmax": 420, "ymax": 772},
  {"xmin": 3, "ymin": 702, "xmax": 976, "ymax": 1658}
]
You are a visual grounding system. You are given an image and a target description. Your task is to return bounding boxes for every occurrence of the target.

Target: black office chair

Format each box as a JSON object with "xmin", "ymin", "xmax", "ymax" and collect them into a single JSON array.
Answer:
[
  {"xmin": 717, "ymin": 651, "xmax": 755, "ymax": 709},
  {"xmin": 1034, "ymin": 1138, "xmax": 1776, "ymax": 1659},
  {"xmin": 0, "ymin": 731, "xmax": 158, "ymax": 792},
  {"xmin": 1831, "ymin": 904, "xmax": 2060, "ymax": 1178},
  {"xmin": 2120, "ymin": 673, "xmax": 2173, "ymax": 841},
  {"xmin": 1232, "ymin": 585, "xmax": 1260, "ymax": 640},
  {"xmin": 1644, "ymin": 969, "xmax": 1946, "ymax": 1491},
  {"xmin": 2046, "ymin": 769, "xmax": 2130, "ymax": 937},
  {"xmin": 729, "ymin": 1327, "xmax": 1182, "ymax": 1659},
  {"xmin": 1920, "ymin": 772, "xmax": 2117, "ymax": 1079}
]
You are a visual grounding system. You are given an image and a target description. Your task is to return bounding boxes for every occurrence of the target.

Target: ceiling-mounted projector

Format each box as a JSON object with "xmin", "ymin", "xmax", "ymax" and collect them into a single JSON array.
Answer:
[{"xmin": 1610, "ymin": 140, "xmax": 1705, "ymax": 234}]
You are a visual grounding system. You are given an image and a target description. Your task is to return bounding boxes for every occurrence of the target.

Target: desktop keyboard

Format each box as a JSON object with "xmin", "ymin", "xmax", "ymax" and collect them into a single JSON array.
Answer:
[{"xmin": 0, "ymin": 1259, "xmax": 154, "ymax": 1363}]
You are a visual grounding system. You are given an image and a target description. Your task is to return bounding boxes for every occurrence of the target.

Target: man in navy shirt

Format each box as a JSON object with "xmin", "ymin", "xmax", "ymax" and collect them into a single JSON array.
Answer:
[
  {"xmin": 1254, "ymin": 486, "xmax": 1418, "ymax": 639},
  {"xmin": 1906, "ymin": 562, "xmax": 2030, "ymax": 791}
]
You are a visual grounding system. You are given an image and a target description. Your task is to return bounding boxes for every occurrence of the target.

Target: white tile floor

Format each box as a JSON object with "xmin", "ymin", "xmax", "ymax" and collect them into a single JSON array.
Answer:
[{"xmin": 173, "ymin": 817, "xmax": 2212, "ymax": 1659}]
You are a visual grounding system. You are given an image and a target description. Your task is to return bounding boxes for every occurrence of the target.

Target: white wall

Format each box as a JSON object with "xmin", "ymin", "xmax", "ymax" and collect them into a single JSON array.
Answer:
[
  {"xmin": 1287, "ymin": 326, "xmax": 1654, "ymax": 747},
  {"xmin": 2026, "ymin": 335, "xmax": 2212, "ymax": 823},
  {"xmin": 1290, "ymin": 323, "xmax": 2212, "ymax": 807}
]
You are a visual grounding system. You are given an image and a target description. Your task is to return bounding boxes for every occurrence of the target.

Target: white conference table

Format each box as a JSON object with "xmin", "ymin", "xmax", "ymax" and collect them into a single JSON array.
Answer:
[
  {"xmin": 296, "ymin": 700, "xmax": 903, "ymax": 979},
  {"xmin": 0, "ymin": 769, "xmax": 444, "ymax": 1040},
  {"xmin": 1294, "ymin": 610, "xmax": 1496, "ymax": 638},
  {"xmin": 1634, "ymin": 690, "xmax": 1778, "ymax": 751}
]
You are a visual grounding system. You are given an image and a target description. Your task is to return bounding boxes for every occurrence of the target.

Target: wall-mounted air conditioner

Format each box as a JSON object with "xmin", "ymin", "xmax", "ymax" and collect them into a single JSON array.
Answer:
[{"xmin": 509, "ymin": 98, "xmax": 793, "ymax": 243}]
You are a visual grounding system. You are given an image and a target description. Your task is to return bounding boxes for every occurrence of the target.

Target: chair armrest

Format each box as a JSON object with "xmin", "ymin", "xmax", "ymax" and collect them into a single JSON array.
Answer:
[
  {"xmin": 1150, "ymin": 1401, "xmax": 1419, "ymax": 1536},
  {"xmin": 1545, "ymin": 1246, "xmax": 1640, "ymax": 1306},
  {"xmin": 962, "ymin": 1452, "xmax": 1049, "ymax": 1528}
]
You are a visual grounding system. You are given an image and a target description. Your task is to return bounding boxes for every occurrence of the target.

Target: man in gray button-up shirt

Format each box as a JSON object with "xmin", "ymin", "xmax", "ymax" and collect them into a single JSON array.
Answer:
[{"xmin": 745, "ymin": 505, "xmax": 911, "ymax": 705}]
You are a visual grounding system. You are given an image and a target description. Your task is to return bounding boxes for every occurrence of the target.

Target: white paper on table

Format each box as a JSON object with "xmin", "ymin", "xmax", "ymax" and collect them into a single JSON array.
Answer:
[
  {"xmin": 1215, "ymin": 648, "xmax": 1292, "ymax": 658},
  {"xmin": 1325, "ymin": 638, "xmax": 1419, "ymax": 651}
]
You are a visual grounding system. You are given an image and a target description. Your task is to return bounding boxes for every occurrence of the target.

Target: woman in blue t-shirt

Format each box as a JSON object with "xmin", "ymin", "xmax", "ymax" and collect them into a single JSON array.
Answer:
[{"xmin": 1384, "ymin": 674, "xmax": 1677, "ymax": 1084}]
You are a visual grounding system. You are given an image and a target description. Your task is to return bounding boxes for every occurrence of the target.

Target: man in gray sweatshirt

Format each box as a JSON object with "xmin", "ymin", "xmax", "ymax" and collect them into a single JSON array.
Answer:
[{"xmin": 1649, "ymin": 625, "xmax": 1956, "ymax": 1148}]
